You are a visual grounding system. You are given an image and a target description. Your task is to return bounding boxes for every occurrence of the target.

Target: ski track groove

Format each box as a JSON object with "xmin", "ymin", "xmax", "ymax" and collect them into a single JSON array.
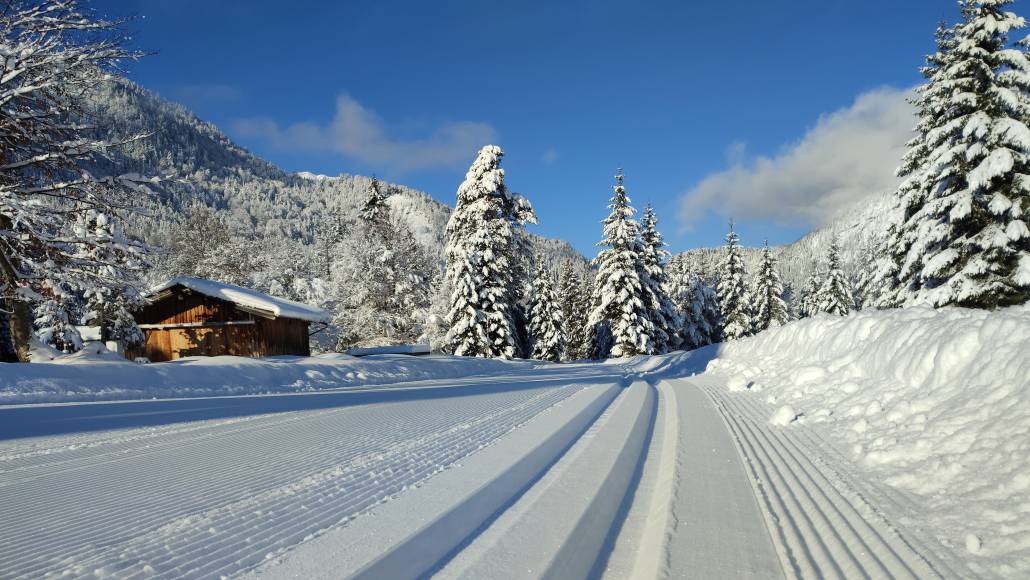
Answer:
[
  {"xmin": 699, "ymin": 381, "xmax": 938, "ymax": 580},
  {"xmin": 0, "ymin": 381, "xmax": 590, "ymax": 579},
  {"xmin": 731, "ymin": 393, "xmax": 939, "ymax": 577},
  {"xmin": 22, "ymin": 391, "xmax": 565, "ymax": 577},
  {"xmin": 776, "ymin": 406, "xmax": 974, "ymax": 579}
]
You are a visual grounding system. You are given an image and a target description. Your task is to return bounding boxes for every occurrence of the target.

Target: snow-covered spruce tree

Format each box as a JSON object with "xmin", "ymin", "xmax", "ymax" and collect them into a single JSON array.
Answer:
[
  {"xmin": 753, "ymin": 240, "xmax": 789, "ymax": 332},
  {"xmin": 34, "ymin": 285, "xmax": 81, "ymax": 353},
  {"xmin": 587, "ymin": 171, "xmax": 654, "ymax": 357},
  {"xmin": 887, "ymin": 0, "xmax": 1030, "ymax": 308},
  {"xmin": 0, "ymin": 0, "xmax": 153, "ymax": 361},
  {"xmin": 572, "ymin": 273, "xmax": 596, "ymax": 360},
  {"xmin": 360, "ymin": 176, "xmax": 391, "ymax": 228},
  {"xmin": 817, "ymin": 240, "xmax": 852, "ymax": 316},
  {"xmin": 529, "ymin": 264, "xmax": 565, "ymax": 361},
  {"xmin": 678, "ymin": 275, "xmax": 720, "ymax": 349},
  {"xmin": 871, "ymin": 20, "xmax": 963, "ymax": 308},
  {"xmin": 445, "ymin": 146, "xmax": 536, "ymax": 358},
  {"xmin": 639, "ymin": 204, "xmax": 683, "ymax": 352},
  {"xmin": 556, "ymin": 260, "xmax": 588, "ymax": 361},
  {"xmin": 797, "ymin": 269, "xmax": 822, "ymax": 319},
  {"xmin": 716, "ymin": 223, "xmax": 752, "ymax": 340}
]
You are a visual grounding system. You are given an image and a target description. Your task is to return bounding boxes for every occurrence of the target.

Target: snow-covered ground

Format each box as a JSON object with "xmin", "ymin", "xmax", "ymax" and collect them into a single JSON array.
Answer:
[
  {"xmin": 704, "ymin": 305, "xmax": 1030, "ymax": 578},
  {"xmin": 1, "ymin": 306, "xmax": 1025, "ymax": 578},
  {"xmin": 1, "ymin": 347, "xmax": 536, "ymax": 405}
]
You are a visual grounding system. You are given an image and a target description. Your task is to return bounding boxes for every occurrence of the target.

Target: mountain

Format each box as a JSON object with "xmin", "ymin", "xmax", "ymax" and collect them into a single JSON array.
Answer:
[{"xmin": 88, "ymin": 79, "xmax": 585, "ymax": 274}]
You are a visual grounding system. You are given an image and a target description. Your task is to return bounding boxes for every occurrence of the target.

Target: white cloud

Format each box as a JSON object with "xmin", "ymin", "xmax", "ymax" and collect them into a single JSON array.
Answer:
[
  {"xmin": 230, "ymin": 94, "xmax": 497, "ymax": 174},
  {"xmin": 678, "ymin": 87, "xmax": 915, "ymax": 228}
]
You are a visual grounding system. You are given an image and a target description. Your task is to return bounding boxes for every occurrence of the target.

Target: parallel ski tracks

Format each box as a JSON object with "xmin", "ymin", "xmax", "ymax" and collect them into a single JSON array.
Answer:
[
  {"xmin": 0, "ymin": 367, "xmax": 955, "ymax": 580},
  {"xmin": 698, "ymin": 379, "xmax": 951, "ymax": 580},
  {"xmin": 0, "ymin": 381, "xmax": 591, "ymax": 579}
]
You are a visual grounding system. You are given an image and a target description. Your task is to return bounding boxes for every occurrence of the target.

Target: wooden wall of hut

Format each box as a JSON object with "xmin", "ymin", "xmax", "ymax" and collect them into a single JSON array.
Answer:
[{"xmin": 132, "ymin": 288, "xmax": 311, "ymax": 362}]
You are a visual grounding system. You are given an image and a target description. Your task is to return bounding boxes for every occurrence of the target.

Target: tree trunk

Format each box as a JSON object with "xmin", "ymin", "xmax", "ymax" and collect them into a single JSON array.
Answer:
[
  {"xmin": 0, "ymin": 297, "xmax": 18, "ymax": 362},
  {"xmin": 0, "ymin": 216, "xmax": 32, "ymax": 362},
  {"xmin": 0, "ymin": 287, "xmax": 31, "ymax": 362}
]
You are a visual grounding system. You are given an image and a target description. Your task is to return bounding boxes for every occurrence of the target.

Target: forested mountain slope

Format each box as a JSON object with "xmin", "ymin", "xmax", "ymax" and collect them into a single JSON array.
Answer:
[{"xmin": 89, "ymin": 79, "xmax": 583, "ymax": 278}]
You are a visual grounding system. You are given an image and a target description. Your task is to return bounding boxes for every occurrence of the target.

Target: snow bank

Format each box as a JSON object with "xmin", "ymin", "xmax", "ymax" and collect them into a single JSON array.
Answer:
[
  {"xmin": 0, "ymin": 351, "xmax": 534, "ymax": 405},
  {"xmin": 704, "ymin": 306, "xmax": 1030, "ymax": 578}
]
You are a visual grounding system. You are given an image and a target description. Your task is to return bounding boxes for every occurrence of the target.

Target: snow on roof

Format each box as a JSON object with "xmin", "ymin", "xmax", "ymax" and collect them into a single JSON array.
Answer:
[{"xmin": 148, "ymin": 277, "xmax": 330, "ymax": 323}]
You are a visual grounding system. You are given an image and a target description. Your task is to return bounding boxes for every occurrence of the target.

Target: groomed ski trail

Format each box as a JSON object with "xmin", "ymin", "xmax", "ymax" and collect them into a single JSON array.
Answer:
[
  {"xmin": 0, "ymin": 363, "xmax": 955, "ymax": 580},
  {"xmin": 0, "ymin": 370, "xmax": 624, "ymax": 579}
]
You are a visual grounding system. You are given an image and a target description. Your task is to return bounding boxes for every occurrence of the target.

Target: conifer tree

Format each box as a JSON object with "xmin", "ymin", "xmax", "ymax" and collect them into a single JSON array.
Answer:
[
  {"xmin": 716, "ymin": 222, "xmax": 752, "ymax": 340},
  {"xmin": 882, "ymin": 0, "xmax": 1030, "ymax": 308},
  {"xmin": 587, "ymin": 171, "xmax": 654, "ymax": 357},
  {"xmin": 34, "ymin": 285, "xmax": 81, "ymax": 353},
  {"xmin": 753, "ymin": 240, "xmax": 790, "ymax": 332},
  {"xmin": 445, "ymin": 145, "xmax": 536, "ymax": 358},
  {"xmin": 817, "ymin": 240, "xmax": 852, "ymax": 316},
  {"xmin": 360, "ymin": 176, "xmax": 391, "ymax": 229},
  {"xmin": 529, "ymin": 264, "xmax": 565, "ymax": 361},
  {"xmin": 572, "ymin": 274, "xmax": 596, "ymax": 360},
  {"xmin": 797, "ymin": 270, "xmax": 822, "ymax": 319},
  {"xmin": 872, "ymin": 20, "xmax": 962, "ymax": 308},
  {"xmin": 556, "ymin": 261, "xmax": 588, "ymax": 361},
  {"xmin": 639, "ymin": 205, "xmax": 683, "ymax": 352},
  {"xmin": 676, "ymin": 274, "xmax": 720, "ymax": 349}
]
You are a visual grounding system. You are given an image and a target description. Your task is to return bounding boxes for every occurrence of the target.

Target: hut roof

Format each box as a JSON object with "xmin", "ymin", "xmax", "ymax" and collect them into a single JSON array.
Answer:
[{"xmin": 147, "ymin": 277, "xmax": 330, "ymax": 323}]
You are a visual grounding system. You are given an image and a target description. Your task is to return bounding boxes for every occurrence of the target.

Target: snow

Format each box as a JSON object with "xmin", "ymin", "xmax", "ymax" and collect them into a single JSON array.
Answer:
[
  {"xmin": 148, "ymin": 276, "xmax": 331, "ymax": 323},
  {"xmin": 0, "ymin": 350, "xmax": 534, "ymax": 405},
  {"xmin": 295, "ymin": 171, "xmax": 339, "ymax": 181},
  {"xmin": 703, "ymin": 305, "xmax": 1030, "ymax": 578},
  {"xmin": 769, "ymin": 404, "xmax": 800, "ymax": 426},
  {"xmin": 344, "ymin": 344, "xmax": 431, "ymax": 357},
  {"xmin": 1, "ymin": 307, "xmax": 1026, "ymax": 578}
]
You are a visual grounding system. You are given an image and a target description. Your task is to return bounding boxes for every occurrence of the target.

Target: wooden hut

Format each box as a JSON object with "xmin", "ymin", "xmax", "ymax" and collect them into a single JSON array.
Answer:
[{"xmin": 133, "ymin": 277, "xmax": 329, "ymax": 362}]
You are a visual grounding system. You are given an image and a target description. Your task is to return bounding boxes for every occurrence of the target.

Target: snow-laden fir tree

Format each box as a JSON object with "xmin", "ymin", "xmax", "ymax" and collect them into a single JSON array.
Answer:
[
  {"xmin": 871, "ymin": 20, "xmax": 963, "ymax": 308},
  {"xmin": 817, "ymin": 240, "xmax": 852, "ymax": 316},
  {"xmin": 529, "ymin": 264, "xmax": 566, "ymax": 361},
  {"xmin": 360, "ymin": 176, "xmax": 391, "ymax": 227},
  {"xmin": 587, "ymin": 171, "xmax": 654, "ymax": 357},
  {"xmin": 797, "ymin": 269, "xmax": 822, "ymax": 318},
  {"xmin": 556, "ymin": 261, "xmax": 589, "ymax": 361},
  {"xmin": 639, "ymin": 205, "xmax": 683, "ymax": 353},
  {"xmin": 883, "ymin": 0, "xmax": 1030, "ymax": 308},
  {"xmin": 753, "ymin": 240, "xmax": 790, "ymax": 332},
  {"xmin": 716, "ymin": 223, "xmax": 752, "ymax": 340},
  {"xmin": 0, "ymin": 0, "xmax": 153, "ymax": 362},
  {"xmin": 572, "ymin": 273, "xmax": 596, "ymax": 360},
  {"xmin": 34, "ymin": 285, "xmax": 81, "ymax": 353},
  {"xmin": 445, "ymin": 145, "xmax": 536, "ymax": 358},
  {"xmin": 678, "ymin": 275, "xmax": 721, "ymax": 349}
]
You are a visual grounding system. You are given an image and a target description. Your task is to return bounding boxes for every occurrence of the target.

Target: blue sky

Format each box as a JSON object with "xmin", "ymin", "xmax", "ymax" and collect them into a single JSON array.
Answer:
[{"xmin": 97, "ymin": 0, "xmax": 957, "ymax": 257}]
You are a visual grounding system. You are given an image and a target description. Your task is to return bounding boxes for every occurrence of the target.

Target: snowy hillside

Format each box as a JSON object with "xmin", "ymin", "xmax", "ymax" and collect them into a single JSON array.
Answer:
[
  {"xmin": 703, "ymin": 305, "xmax": 1030, "ymax": 578},
  {"xmin": 674, "ymin": 193, "xmax": 892, "ymax": 295},
  {"xmin": 88, "ymin": 79, "xmax": 584, "ymax": 268}
]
